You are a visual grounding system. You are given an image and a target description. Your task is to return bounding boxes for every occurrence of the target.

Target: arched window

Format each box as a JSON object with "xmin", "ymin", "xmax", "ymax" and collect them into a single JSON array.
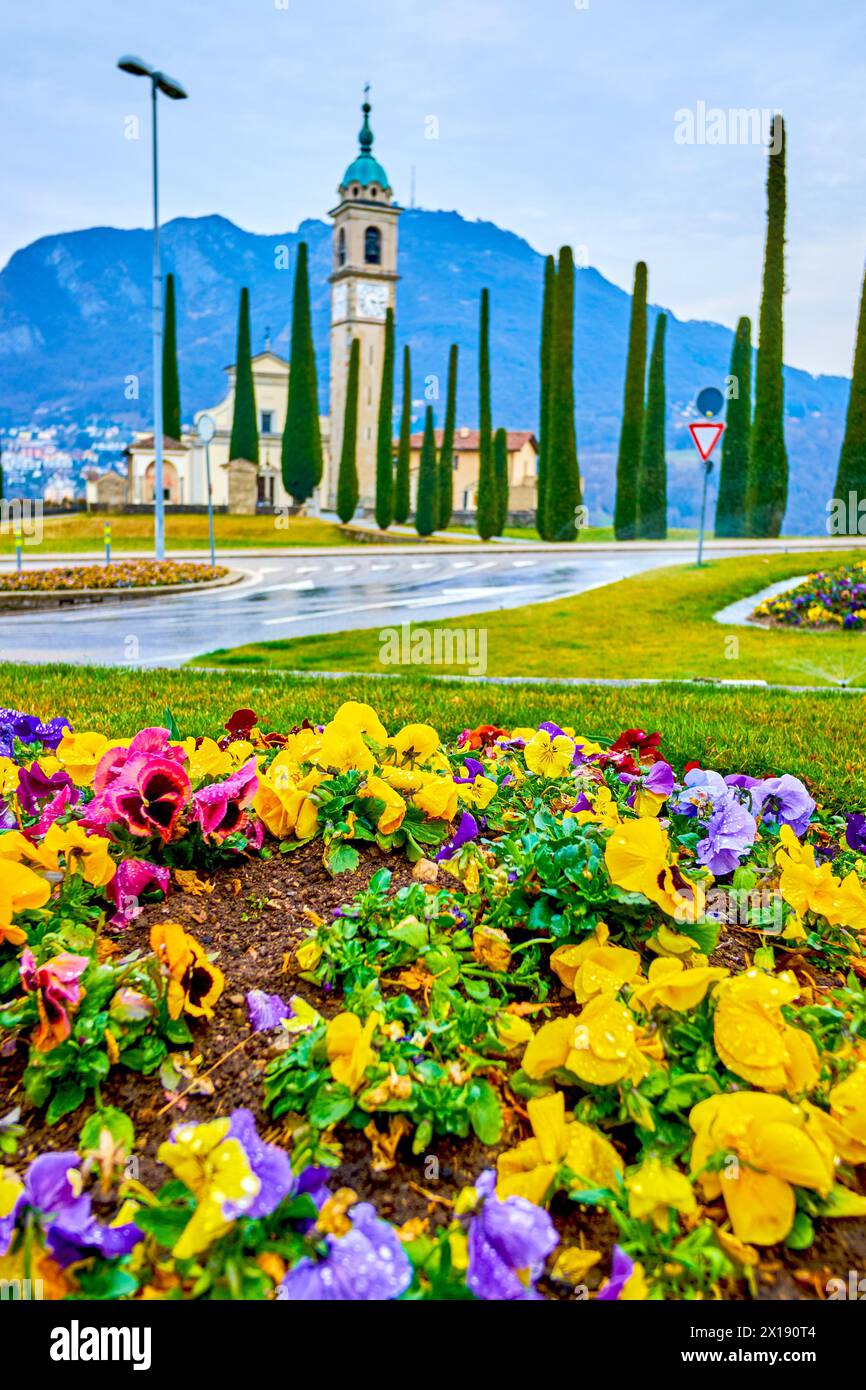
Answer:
[
  {"xmin": 336, "ymin": 228, "xmax": 346, "ymax": 268},
  {"xmin": 364, "ymin": 225, "xmax": 382, "ymax": 265}
]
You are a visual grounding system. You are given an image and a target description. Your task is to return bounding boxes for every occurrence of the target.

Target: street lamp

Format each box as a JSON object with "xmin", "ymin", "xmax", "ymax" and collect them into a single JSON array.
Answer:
[
  {"xmin": 196, "ymin": 413, "xmax": 217, "ymax": 571},
  {"xmin": 117, "ymin": 55, "xmax": 188, "ymax": 561}
]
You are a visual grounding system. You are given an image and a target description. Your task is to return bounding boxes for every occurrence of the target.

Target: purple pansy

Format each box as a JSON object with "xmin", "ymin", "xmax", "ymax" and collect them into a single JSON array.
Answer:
[
  {"xmin": 0, "ymin": 710, "xmax": 71, "ymax": 761},
  {"xmin": 223, "ymin": 1109, "xmax": 293, "ymax": 1220},
  {"xmin": 246, "ymin": 989, "xmax": 294, "ymax": 1032},
  {"xmin": 435, "ymin": 810, "xmax": 479, "ymax": 862},
  {"xmin": 0, "ymin": 1151, "xmax": 142, "ymax": 1268},
  {"xmin": 670, "ymin": 768, "xmax": 730, "ymax": 818},
  {"xmin": 16, "ymin": 764, "xmax": 78, "ymax": 818},
  {"xmin": 596, "ymin": 1244, "xmax": 636, "ymax": 1300},
  {"xmin": 466, "ymin": 1170, "xmax": 558, "ymax": 1301},
  {"xmin": 751, "ymin": 774, "xmax": 816, "ymax": 837},
  {"xmin": 696, "ymin": 792, "xmax": 758, "ymax": 875},
  {"xmin": 279, "ymin": 1201, "xmax": 412, "ymax": 1300},
  {"xmin": 845, "ymin": 813, "xmax": 866, "ymax": 854}
]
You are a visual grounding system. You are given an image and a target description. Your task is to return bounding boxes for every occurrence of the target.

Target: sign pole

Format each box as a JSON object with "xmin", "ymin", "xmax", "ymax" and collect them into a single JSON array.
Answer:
[
  {"xmin": 196, "ymin": 413, "xmax": 218, "ymax": 572},
  {"xmin": 689, "ymin": 387, "xmax": 727, "ymax": 569}
]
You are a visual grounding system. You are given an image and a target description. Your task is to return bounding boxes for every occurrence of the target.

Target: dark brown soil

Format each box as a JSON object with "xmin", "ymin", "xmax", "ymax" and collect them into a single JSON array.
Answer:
[{"xmin": 3, "ymin": 843, "xmax": 864, "ymax": 1300}]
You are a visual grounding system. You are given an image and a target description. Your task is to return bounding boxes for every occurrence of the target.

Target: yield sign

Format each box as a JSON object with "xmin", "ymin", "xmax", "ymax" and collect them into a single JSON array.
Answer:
[{"xmin": 688, "ymin": 420, "xmax": 725, "ymax": 462}]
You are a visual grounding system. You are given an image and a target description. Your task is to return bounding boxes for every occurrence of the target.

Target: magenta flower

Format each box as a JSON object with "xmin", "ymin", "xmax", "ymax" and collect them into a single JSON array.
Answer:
[
  {"xmin": 466, "ymin": 1170, "xmax": 558, "ymax": 1300},
  {"xmin": 106, "ymin": 858, "xmax": 171, "ymax": 928},
  {"xmin": 16, "ymin": 764, "xmax": 78, "ymax": 818},
  {"xmin": 190, "ymin": 756, "xmax": 259, "ymax": 842},
  {"xmin": 86, "ymin": 754, "xmax": 191, "ymax": 842},
  {"xmin": 93, "ymin": 726, "xmax": 186, "ymax": 795}
]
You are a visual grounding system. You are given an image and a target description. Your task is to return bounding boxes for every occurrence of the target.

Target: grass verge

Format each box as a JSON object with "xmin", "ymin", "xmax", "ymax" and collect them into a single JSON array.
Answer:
[
  {"xmin": 196, "ymin": 549, "xmax": 866, "ymax": 688},
  {"xmin": 0, "ymin": 663, "xmax": 862, "ymax": 807}
]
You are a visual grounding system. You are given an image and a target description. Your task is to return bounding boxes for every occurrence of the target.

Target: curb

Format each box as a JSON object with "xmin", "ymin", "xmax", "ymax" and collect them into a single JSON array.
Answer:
[{"xmin": 0, "ymin": 567, "xmax": 244, "ymax": 612}]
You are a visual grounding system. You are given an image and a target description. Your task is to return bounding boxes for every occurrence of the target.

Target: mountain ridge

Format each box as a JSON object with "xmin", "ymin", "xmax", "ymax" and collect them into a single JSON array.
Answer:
[{"xmin": 0, "ymin": 209, "xmax": 849, "ymax": 531}]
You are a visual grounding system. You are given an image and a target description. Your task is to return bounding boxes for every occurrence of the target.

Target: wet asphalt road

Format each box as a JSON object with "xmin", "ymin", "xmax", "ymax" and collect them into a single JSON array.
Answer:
[{"xmin": 0, "ymin": 547, "xmax": 687, "ymax": 667}]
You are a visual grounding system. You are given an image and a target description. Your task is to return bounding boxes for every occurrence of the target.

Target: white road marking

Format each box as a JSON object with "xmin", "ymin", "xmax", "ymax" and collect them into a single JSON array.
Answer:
[
  {"xmin": 332, "ymin": 563, "xmax": 355, "ymax": 573},
  {"xmin": 450, "ymin": 560, "xmax": 476, "ymax": 570},
  {"xmin": 257, "ymin": 579, "xmax": 316, "ymax": 594},
  {"xmin": 411, "ymin": 561, "xmax": 434, "ymax": 570},
  {"xmin": 369, "ymin": 563, "xmax": 392, "ymax": 571},
  {"xmin": 512, "ymin": 559, "xmax": 538, "ymax": 568}
]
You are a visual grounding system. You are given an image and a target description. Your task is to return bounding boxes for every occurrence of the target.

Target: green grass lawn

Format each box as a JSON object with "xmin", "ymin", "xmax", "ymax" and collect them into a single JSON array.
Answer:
[
  {"xmin": 0, "ymin": 664, "xmax": 862, "ymax": 807},
  {"xmin": 197, "ymin": 549, "xmax": 866, "ymax": 689}
]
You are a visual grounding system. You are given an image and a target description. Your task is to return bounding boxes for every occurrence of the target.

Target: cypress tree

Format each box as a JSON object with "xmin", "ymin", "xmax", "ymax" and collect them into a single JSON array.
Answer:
[
  {"xmin": 374, "ymin": 306, "xmax": 395, "ymax": 530},
  {"xmin": 162, "ymin": 271, "xmax": 181, "ymax": 441},
  {"xmin": 394, "ymin": 345, "xmax": 412, "ymax": 524},
  {"xmin": 635, "ymin": 313, "xmax": 668, "ymax": 539},
  {"xmin": 229, "ymin": 287, "xmax": 259, "ymax": 465},
  {"xmin": 493, "ymin": 427, "xmax": 509, "ymax": 534},
  {"xmin": 545, "ymin": 247, "xmax": 581, "ymax": 541},
  {"xmin": 281, "ymin": 242, "xmax": 323, "ymax": 503},
  {"xmin": 415, "ymin": 405, "xmax": 438, "ymax": 536},
  {"xmin": 833, "ymin": 262, "xmax": 866, "ymax": 525},
  {"xmin": 336, "ymin": 337, "xmax": 360, "ymax": 523},
  {"xmin": 614, "ymin": 261, "xmax": 648, "ymax": 540},
  {"xmin": 536, "ymin": 254, "xmax": 556, "ymax": 538},
  {"xmin": 745, "ymin": 116, "xmax": 788, "ymax": 537},
  {"xmin": 438, "ymin": 344, "xmax": 458, "ymax": 528},
  {"xmin": 714, "ymin": 317, "xmax": 752, "ymax": 537},
  {"xmin": 475, "ymin": 289, "xmax": 497, "ymax": 540}
]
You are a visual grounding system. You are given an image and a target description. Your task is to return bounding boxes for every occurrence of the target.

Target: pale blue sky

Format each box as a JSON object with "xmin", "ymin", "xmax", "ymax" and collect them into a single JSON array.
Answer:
[{"xmin": 2, "ymin": 0, "xmax": 864, "ymax": 374}]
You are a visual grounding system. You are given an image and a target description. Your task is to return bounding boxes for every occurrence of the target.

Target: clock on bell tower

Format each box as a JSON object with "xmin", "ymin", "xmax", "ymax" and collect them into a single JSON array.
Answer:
[{"xmin": 326, "ymin": 91, "xmax": 401, "ymax": 512}]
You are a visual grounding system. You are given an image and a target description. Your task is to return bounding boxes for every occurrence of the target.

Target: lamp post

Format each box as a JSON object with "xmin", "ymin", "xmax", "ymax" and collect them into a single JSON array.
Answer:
[
  {"xmin": 117, "ymin": 55, "xmax": 188, "ymax": 561},
  {"xmin": 196, "ymin": 413, "xmax": 217, "ymax": 570}
]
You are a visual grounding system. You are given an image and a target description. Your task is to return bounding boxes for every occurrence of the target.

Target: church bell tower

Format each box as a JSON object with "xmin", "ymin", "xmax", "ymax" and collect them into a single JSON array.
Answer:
[{"xmin": 326, "ymin": 92, "xmax": 401, "ymax": 511}]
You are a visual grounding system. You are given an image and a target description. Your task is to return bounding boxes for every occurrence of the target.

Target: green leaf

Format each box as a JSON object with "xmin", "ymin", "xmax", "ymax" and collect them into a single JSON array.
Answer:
[
  {"xmin": 308, "ymin": 1083, "xmax": 355, "ymax": 1129},
  {"xmin": 80, "ymin": 1106, "xmax": 135, "ymax": 1155},
  {"xmin": 325, "ymin": 842, "xmax": 360, "ymax": 875},
  {"xmin": 46, "ymin": 1082, "xmax": 87, "ymax": 1125},
  {"xmin": 785, "ymin": 1210, "xmax": 815, "ymax": 1250},
  {"xmin": 135, "ymin": 1205, "xmax": 194, "ymax": 1247},
  {"xmin": 163, "ymin": 706, "xmax": 182, "ymax": 740},
  {"xmin": 467, "ymin": 1080, "xmax": 503, "ymax": 1145}
]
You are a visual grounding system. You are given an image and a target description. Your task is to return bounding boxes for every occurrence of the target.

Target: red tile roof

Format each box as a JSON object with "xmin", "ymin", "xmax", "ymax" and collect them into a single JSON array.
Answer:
[
  {"xmin": 399, "ymin": 429, "xmax": 537, "ymax": 452},
  {"xmin": 125, "ymin": 435, "xmax": 188, "ymax": 453}
]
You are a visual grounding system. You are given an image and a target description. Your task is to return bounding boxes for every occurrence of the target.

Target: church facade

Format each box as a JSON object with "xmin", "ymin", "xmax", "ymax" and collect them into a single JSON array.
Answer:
[{"xmin": 106, "ymin": 98, "xmax": 536, "ymax": 518}]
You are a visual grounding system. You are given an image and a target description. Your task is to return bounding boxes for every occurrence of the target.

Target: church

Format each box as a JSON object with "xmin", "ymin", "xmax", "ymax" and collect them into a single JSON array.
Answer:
[{"xmin": 112, "ymin": 98, "xmax": 536, "ymax": 518}]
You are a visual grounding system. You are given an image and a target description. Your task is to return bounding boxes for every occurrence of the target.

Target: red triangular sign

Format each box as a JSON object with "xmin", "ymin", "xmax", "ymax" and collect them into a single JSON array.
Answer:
[{"xmin": 689, "ymin": 421, "xmax": 725, "ymax": 461}]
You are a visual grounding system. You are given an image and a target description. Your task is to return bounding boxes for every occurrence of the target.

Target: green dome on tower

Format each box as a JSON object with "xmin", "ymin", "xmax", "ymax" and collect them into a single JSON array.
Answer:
[{"xmin": 341, "ymin": 94, "xmax": 391, "ymax": 191}]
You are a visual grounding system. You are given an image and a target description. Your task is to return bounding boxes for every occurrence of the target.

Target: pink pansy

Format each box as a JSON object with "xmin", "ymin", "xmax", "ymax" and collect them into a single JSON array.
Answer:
[
  {"xmin": 106, "ymin": 859, "xmax": 171, "ymax": 929},
  {"xmin": 86, "ymin": 754, "xmax": 191, "ymax": 842},
  {"xmin": 20, "ymin": 949, "xmax": 89, "ymax": 1052},
  {"xmin": 93, "ymin": 727, "xmax": 187, "ymax": 795},
  {"xmin": 190, "ymin": 756, "xmax": 259, "ymax": 842}
]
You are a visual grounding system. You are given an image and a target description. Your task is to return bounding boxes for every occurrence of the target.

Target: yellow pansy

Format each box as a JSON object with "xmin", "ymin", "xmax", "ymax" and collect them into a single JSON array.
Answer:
[
  {"xmin": 572, "ymin": 784, "xmax": 621, "ymax": 829},
  {"xmin": 550, "ymin": 923, "xmax": 641, "ymax": 1002},
  {"xmin": 253, "ymin": 762, "xmax": 321, "ymax": 840},
  {"xmin": 295, "ymin": 939, "xmax": 324, "ymax": 972},
  {"xmin": 713, "ymin": 969, "xmax": 819, "ymax": 1094},
  {"xmin": 149, "ymin": 921, "xmax": 225, "ymax": 1021},
  {"xmin": 689, "ymin": 1091, "xmax": 835, "ymax": 1245},
  {"xmin": 0, "ymin": 859, "xmax": 51, "ymax": 944},
  {"xmin": 0, "ymin": 822, "xmax": 115, "ymax": 887},
  {"xmin": 0, "ymin": 758, "xmax": 18, "ymax": 796},
  {"xmin": 625, "ymin": 1156, "xmax": 697, "ymax": 1230},
  {"xmin": 376, "ymin": 764, "xmax": 426, "ymax": 794},
  {"xmin": 385, "ymin": 723, "xmax": 441, "ymax": 766},
  {"xmin": 456, "ymin": 774, "xmax": 498, "ymax": 810},
  {"xmin": 54, "ymin": 731, "xmax": 113, "ymax": 785},
  {"xmin": 604, "ymin": 817, "xmax": 702, "ymax": 920},
  {"xmin": 412, "ymin": 774, "xmax": 458, "ymax": 822},
  {"xmin": 180, "ymin": 736, "xmax": 238, "ymax": 784},
  {"xmin": 315, "ymin": 721, "xmax": 375, "ymax": 773},
  {"xmin": 326, "ymin": 1011, "xmax": 380, "ymax": 1092},
  {"xmin": 157, "ymin": 1118, "xmax": 260, "ymax": 1259},
  {"xmin": 524, "ymin": 729, "xmax": 575, "ymax": 779},
  {"xmin": 631, "ymin": 957, "xmax": 728, "ymax": 1012},
  {"xmin": 804, "ymin": 1064, "xmax": 866, "ymax": 1164},
  {"xmin": 775, "ymin": 824, "xmax": 841, "ymax": 919},
  {"xmin": 523, "ymin": 996, "xmax": 652, "ymax": 1086},
  {"xmin": 360, "ymin": 774, "xmax": 406, "ymax": 834},
  {"xmin": 496, "ymin": 1091, "xmax": 622, "ymax": 1203},
  {"xmin": 331, "ymin": 700, "xmax": 389, "ymax": 745},
  {"xmin": 825, "ymin": 871, "xmax": 866, "ymax": 932}
]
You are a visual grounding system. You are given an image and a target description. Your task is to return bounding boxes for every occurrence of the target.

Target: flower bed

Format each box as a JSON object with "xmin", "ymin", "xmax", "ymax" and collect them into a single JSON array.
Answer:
[
  {"xmin": 752, "ymin": 559, "xmax": 866, "ymax": 629},
  {"xmin": 0, "ymin": 701, "xmax": 865, "ymax": 1302},
  {"xmin": 0, "ymin": 559, "xmax": 229, "ymax": 592}
]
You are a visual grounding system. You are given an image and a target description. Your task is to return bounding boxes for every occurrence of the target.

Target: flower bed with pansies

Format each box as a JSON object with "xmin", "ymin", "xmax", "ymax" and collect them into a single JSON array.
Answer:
[
  {"xmin": 752, "ymin": 559, "xmax": 866, "ymax": 630},
  {"xmin": 0, "ymin": 560, "xmax": 229, "ymax": 593},
  {"xmin": 0, "ymin": 701, "xmax": 865, "ymax": 1302}
]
